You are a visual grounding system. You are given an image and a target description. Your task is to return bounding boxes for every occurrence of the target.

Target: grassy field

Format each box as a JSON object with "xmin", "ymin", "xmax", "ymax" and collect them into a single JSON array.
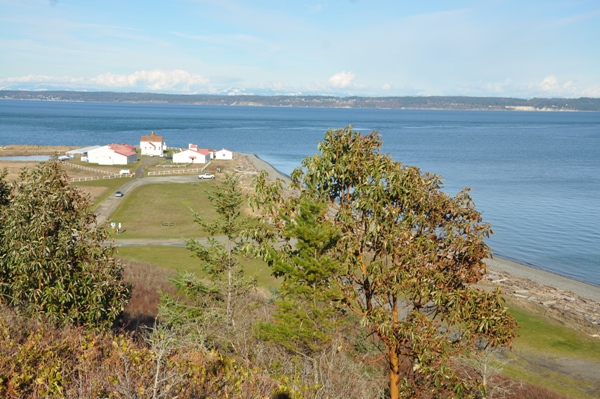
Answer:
[
  {"xmin": 116, "ymin": 245, "xmax": 279, "ymax": 290},
  {"xmin": 498, "ymin": 304, "xmax": 600, "ymax": 399},
  {"xmin": 107, "ymin": 182, "xmax": 219, "ymax": 238},
  {"xmin": 74, "ymin": 178, "xmax": 129, "ymax": 210}
]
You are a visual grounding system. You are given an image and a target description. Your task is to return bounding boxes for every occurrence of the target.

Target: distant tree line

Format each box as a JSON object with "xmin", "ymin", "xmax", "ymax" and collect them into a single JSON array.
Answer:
[{"xmin": 2, "ymin": 90, "xmax": 600, "ymax": 111}]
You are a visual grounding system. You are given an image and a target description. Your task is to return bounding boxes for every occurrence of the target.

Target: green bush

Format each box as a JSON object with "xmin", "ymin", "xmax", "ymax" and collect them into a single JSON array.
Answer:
[{"xmin": 0, "ymin": 162, "xmax": 130, "ymax": 328}]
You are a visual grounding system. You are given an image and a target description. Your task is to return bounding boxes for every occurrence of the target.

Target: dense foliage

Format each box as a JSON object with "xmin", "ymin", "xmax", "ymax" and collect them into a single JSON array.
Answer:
[
  {"xmin": 0, "ymin": 161, "xmax": 130, "ymax": 328},
  {"xmin": 0, "ymin": 153, "xmax": 574, "ymax": 399},
  {"xmin": 251, "ymin": 127, "xmax": 518, "ymax": 398}
]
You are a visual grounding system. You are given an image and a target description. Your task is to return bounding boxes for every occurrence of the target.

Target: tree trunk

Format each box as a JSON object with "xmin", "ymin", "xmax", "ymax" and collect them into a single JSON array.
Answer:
[
  {"xmin": 389, "ymin": 345, "xmax": 401, "ymax": 399},
  {"xmin": 227, "ymin": 239, "xmax": 234, "ymax": 327},
  {"xmin": 389, "ymin": 298, "xmax": 400, "ymax": 399}
]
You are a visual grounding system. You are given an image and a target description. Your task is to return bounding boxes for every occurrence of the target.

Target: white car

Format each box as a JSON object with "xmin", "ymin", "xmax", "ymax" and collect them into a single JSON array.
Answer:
[{"xmin": 198, "ymin": 173, "xmax": 215, "ymax": 179}]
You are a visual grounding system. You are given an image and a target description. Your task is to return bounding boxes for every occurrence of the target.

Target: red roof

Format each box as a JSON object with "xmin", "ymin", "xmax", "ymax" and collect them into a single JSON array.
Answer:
[
  {"xmin": 109, "ymin": 143, "xmax": 137, "ymax": 157},
  {"xmin": 141, "ymin": 132, "xmax": 164, "ymax": 142}
]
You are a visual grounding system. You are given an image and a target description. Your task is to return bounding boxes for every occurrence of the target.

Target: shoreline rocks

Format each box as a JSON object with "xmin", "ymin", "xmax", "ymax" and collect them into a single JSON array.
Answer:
[{"xmin": 485, "ymin": 269, "xmax": 600, "ymax": 335}]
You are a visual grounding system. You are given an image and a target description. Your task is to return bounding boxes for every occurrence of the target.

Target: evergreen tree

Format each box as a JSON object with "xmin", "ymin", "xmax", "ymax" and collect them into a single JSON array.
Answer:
[{"xmin": 256, "ymin": 197, "xmax": 345, "ymax": 385}]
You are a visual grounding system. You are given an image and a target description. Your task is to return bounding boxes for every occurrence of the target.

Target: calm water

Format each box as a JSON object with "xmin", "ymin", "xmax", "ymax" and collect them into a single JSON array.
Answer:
[{"xmin": 1, "ymin": 100, "xmax": 599, "ymax": 286}]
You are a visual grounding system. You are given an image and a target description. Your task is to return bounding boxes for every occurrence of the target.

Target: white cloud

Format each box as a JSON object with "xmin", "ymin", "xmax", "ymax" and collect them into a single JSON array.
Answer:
[
  {"xmin": 1, "ymin": 74, "xmax": 85, "ymax": 85},
  {"xmin": 580, "ymin": 85, "xmax": 600, "ymax": 97},
  {"xmin": 481, "ymin": 78, "xmax": 513, "ymax": 94},
  {"xmin": 90, "ymin": 70, "xmax": 209, "ymax": 92},
  {"xmin": 539, "ymin": 75, "xmax": 560, "ymax": 92},
  {"xmin": 0, "ymin": 70, "xmax": 210, "ymax": 93},
  {"xmin": 328, "ymin": 71, "xmax": 356, "ymax": 88},
  {"xmin": 382, "ymin": 83, "xmax": 392, "ymax": 91}
]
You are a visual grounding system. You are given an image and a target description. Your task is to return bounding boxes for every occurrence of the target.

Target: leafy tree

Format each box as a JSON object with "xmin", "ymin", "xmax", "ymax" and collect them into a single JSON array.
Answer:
[
  {"xmin": 252, "ymin": 127, "xmax": 517, "ymax": 398},
  {"xmin": 0, "ymin": 161, "xmax": 131, "ymax": 328}
]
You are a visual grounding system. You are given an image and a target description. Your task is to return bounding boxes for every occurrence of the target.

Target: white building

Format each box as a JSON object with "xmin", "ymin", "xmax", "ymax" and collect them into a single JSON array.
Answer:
[
  {"xmin": 172, "ymin": 144, "xmax": 213, "ymax": 164},
  {"xmin": 86, "ymin": 144, "xmax": 137, "ymax": 165},
  {"xmin": 140, "ymin": 132, "xmax": 166, "ymax": 157},
  {"xmin": 214, "ymin": 148, "xmax": 233, "ymax": 160},
  {"xmin": 66, "ymin": 145, "xmax": 102, "ymax": 161}
]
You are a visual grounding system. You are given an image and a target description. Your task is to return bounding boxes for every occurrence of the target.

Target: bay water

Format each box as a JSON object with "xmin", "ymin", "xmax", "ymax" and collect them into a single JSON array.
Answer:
[{"xmin": 1, "ymin": 100, "xmax": 599, "ymax": 286}]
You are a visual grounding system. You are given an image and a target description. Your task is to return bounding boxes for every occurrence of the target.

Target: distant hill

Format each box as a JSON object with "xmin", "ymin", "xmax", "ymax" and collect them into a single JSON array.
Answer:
[{"xmin": 2, "ymin": 90, "xmax": 600, "ymax": 112}]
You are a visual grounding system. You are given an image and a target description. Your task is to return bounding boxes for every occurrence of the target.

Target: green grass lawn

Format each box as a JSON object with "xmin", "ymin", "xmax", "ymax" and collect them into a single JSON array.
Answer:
[
  {"xmin": 106, "ymin": 180, "xmax": 279, "ymax": 288},
  {"xmin": 108, "ymin": 182, "xmax": 219, "ymax": 238},
  {"xmin": 509, "ymin": 306, "xmax": 600, "ymax": 362},
  {"xmin": 115, "ymin": 245, "xmax": 279, "ymax": 290},
  {"xmin": 497, "ymin": 304, "xmax": 600, "ymax": 399}
]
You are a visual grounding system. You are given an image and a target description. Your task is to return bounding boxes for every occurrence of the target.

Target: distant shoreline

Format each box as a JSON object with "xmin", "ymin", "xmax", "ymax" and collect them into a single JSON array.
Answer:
[{"xmin": 2, "ymin": 91, "xmax": 600, "ymax": 112}]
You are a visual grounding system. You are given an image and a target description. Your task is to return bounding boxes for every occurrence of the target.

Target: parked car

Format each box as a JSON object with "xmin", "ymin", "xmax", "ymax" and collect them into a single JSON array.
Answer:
[
  {"xmin": 198, "ymin": 173, "xmax": 215, "ymax": 179},
  {"xmin": 115, "ymin": 190, "xmax": 124, "ymax": 197}
]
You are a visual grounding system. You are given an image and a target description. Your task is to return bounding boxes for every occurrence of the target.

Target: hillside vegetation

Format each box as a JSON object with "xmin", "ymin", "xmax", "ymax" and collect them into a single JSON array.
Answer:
[{"xmin": 1, "ymin": 138, "xmax": 598, "ymax": 398}]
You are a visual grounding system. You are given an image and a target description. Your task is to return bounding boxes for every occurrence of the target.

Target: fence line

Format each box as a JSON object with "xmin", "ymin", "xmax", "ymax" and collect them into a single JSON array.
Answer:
[
  {"xmin": 147, "ymin": 168, "xmax": 202, "ymax": 176},
  {"xmin": 62, "ymin": 162, "xmax": 117, "ymax": 175},
  {"xmin": 156, "ymin": 163, "xmax": 190, "ymax": 168},
  {"xmin": 63, "ymin": 162, "xmax": 138, "ymax": 182},
  {"xmin": 69, "ymin": 174, "xmax": 133, "ymax": 182}
]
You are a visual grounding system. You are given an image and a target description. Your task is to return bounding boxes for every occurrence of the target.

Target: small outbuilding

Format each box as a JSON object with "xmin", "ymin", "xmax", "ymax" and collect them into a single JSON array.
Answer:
[{"xmin": 214, "ymin": 148, "xmax": 233, "ymax": 160}]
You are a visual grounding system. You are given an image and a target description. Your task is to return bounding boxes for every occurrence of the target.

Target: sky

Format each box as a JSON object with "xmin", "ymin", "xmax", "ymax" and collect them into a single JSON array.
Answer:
[{"xmin": 0, "ymin": 0, "xmax": 599, "ymax": 98}]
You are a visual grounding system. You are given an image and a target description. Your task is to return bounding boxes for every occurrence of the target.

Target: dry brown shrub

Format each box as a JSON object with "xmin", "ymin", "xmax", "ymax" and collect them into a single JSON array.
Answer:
[
  {"xmin": 117, "ymin": 258, "xmax": 176, "ymax": 331},
  {"xmin": 0, "ymin": 306, "xmax": 287, "ymax": 398}
]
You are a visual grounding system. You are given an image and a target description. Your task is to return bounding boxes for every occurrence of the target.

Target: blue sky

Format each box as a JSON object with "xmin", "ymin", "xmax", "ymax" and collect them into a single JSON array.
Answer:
[{"xmin": 1, "ymin": 0, "xmax": 599, "ymax": 97}]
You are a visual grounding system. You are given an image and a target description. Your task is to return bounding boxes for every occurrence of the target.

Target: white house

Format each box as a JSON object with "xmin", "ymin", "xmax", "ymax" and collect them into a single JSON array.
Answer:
[
  {"xmin": 214, "ymin": 148, "xmax": 233, "ymax": 160},
  {"xmin": 172, "ymin": 144, "xmax": 213, "ymax": 164},
  {"xmin": 140, "ymin": 132, "xmax": 166, "ymax": 157},
  {"xmin": 87, "ymin": 144, "xmax": 137, "ymax": 165}
]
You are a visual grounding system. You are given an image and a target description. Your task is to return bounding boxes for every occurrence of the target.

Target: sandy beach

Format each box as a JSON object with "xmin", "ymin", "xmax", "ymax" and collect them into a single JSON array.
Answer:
[{"xmin": 486, "ymin": 257, "xmax": 600, "ymax": 304}]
